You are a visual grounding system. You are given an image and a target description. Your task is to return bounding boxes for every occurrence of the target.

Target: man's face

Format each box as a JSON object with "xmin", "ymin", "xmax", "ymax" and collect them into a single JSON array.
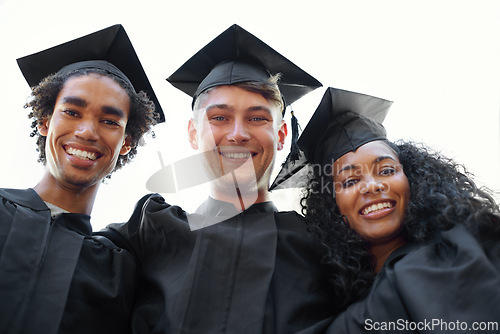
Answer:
[
  {"xmin": 39, "ymin": 74, "xmax": 131, "ymax": 189},
  {"xmin": 188, "ymin": 85, "xmax": 287, "ymax": 193}
]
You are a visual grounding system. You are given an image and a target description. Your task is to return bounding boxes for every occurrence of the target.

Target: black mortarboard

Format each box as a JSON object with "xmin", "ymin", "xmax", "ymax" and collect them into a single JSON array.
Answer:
[
  {"xmin": 270, "ymin": 87, "xmax": 393, "ymax": 190},
  {"xmin": 17, "ymin": 24, "xmax": 164, "ymax": 122},
  {"xmin": 167, "ymin": 24, "xmax": 322, "ymax": 110}
]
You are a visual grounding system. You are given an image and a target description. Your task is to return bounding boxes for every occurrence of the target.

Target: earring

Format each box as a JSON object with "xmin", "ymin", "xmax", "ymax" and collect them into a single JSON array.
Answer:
[{"xmin": 341, "ymin": 215, "xmax": 349, "ymax": 228}]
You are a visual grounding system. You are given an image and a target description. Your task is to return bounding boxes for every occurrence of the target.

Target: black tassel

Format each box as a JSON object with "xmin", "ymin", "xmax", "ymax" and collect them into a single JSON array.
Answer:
[{"xmin": 288, "ymin": 108, "xmax": 301, "ymax": 163}]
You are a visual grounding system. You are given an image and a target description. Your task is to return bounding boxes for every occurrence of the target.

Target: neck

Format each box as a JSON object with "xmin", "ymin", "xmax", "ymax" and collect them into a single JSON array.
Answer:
[
  {"xmin": 369, "ymin": 235, "xmax": 406, "ymax": 273},
  {"xmin": 210, "ymin": 185, "xmax": 270, "ymax": 212},
  {"xmin": 33, "ymin": 171, "xmax": 99, "ymax": 215}
]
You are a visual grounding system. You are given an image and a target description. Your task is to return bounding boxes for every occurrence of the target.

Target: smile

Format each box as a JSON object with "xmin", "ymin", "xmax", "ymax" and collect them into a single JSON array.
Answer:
[
  {"xmin": 65, "ymin": 147, "xmax": 99, "ymax": 161},
  {"xmin": 220, "ymin": 152, "xmax": 253, "ymax": 159},
  {"xmin": 360, "ymin": 201, "xmax": 394, "ymax": 216}
]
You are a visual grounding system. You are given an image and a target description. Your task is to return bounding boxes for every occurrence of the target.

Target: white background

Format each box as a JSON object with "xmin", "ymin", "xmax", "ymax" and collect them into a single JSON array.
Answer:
[{"xmin": 0, "ymin": 0, "xmax": 499, "ymax": 230}]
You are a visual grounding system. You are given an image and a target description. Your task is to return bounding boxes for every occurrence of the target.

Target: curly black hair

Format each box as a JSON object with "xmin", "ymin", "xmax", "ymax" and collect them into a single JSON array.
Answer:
[
  {"xmin": 300, "ymin": 140, "xmax": 500, "ymax": 314},
  {"xmin": 24, "ymin": 67, "xmax": 158, "ymax": 175}
]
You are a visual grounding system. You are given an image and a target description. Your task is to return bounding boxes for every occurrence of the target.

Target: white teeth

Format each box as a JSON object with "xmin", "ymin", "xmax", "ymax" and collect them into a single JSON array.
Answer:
[
  {"xmin": 222, "ymin": 152, "xmax": 252, "ymax": 159},
  {"xmin": 66, "ymin": 147, "xmax": 97, "ymax": 161},
  {"xmin": 362, "ymin": 202, "xmax": 393, "ymax": 215}
]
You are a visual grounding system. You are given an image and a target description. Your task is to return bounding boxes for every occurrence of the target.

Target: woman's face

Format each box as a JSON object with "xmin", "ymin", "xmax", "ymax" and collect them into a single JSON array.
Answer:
[{"xmin": 332, "ymin": 141, "xmax": 410, "ymax": 245}]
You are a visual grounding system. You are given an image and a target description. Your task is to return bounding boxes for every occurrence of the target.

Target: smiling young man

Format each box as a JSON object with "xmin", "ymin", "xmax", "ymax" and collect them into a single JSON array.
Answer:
[
  {"xmin": 0, "ymin": 25, "xmax": 162, "ymax": 334},
  {"xmin": 188, "ymin": 80, "xmax": 287, "ymax": 208},
  {"xmin": 97, "ymin": 24, "xmax": 337, "ymax": 334},
  {"xmin": 34, "ymin": 74, "xmax": 133, "ymax": 214}
]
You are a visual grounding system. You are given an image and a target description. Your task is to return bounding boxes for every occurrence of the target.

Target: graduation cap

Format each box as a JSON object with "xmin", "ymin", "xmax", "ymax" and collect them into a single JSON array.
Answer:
[
  {"xmin": 270, "ymin": 87, "xmax": 393, "ymax": 190},
  {"xmin": 167, "ymin": 24, "xmax": 321, "ymax": 110},
  {"xmin": 167, "ymin": 24, "xmax": 321, "ymax": 162},
  {"xmin": 16, "ymin": 24, "xmax": 164, "ymax": 122}
]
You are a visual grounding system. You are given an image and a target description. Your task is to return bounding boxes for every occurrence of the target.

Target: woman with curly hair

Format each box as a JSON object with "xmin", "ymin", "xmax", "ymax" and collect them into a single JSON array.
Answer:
[
  {"xmin": 273, "ymin": 87, "xmax": 500, "ymax": 332},
  {"xmin": 0, "ymin": 25, "xmax": 161, "ymax": 334}
]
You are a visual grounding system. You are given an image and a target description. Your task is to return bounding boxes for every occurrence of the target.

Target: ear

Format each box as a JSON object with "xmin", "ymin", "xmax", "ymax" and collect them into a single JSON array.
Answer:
[
  {"xmin": 188, "ymin": 118, "xmax": 199, "ymax": 150},
  {"xmin": 37, "ymin": 118, "xmax": 50, "ymax": 136},
  {"xmin": 277, "ymin": 121, "xmax": 287, "ymax": 151},
  {"xmin": 120, "ymin": 135, "xmax": 132, "ymax": 155}
]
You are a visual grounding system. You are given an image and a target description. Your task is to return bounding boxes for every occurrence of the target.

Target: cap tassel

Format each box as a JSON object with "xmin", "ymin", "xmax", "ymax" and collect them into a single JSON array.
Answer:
[{"xmin": 288, "ymin": 108, "xmax": 301, "ymax": 163}]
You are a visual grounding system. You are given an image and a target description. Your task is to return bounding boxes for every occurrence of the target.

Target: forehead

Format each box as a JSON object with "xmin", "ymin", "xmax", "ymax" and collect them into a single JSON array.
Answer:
[
  {"xmin": 335, "ymin": 141, "xmax": 398, "ymax": 166},
  {"xmin": 198, "ymin": 85, "xmax": 279, "ymax": 114},
  {"xmin": 58, "ymin": 75, "xmax": 130, "ymax": 107}
]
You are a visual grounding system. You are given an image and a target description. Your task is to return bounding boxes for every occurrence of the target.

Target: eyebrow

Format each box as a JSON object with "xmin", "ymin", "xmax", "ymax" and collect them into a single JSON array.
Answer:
[
  {"xmin": 205, "ymin": 104, "xmax": 273, "ymax": 115},
  {"xmin": 247, "ymin": 105, "xmax": 273, "ymax": 115},
  {"xmin": 61, "ymin": 96, "xmax": 126, "ymax": 119},
  {"xmin": 102, "ymin": 106, "xmax": 126, "ymax": 119},
  {"xmin": 205, "ymin": 103, "xmax": 230, "ymax": 112},
  {"xmin": 374, "ymin": 155, "xmax": 397, "ymax": 163},
  {"xmin": 61, "ymin": 96, "xmax": 87, "ymax": 108},
  {"xmin": 336, "ymin": 155, "xmax": 397, "ymax": 175}
]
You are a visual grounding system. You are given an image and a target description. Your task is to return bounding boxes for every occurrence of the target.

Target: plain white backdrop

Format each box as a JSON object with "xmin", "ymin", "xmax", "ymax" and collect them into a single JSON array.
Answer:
[{"xmin": 0, "ymin": 0, "xmax": 499, "ymax": 229}]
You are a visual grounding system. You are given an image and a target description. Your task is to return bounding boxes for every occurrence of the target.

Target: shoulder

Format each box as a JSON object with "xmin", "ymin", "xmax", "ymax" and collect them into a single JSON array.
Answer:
[
  {"xmin": 275, "ymin": 209, "xmax": 307, "ymax": 223},
  {"xmin": 332, "ymin": 226, "xmax": 500, "ymax": 330},
  {"xmin": 274, "ymin": 210, "xmax": 311, "ymax": 233},
  {"xmin": 96, "ymin": 194, "xmax": 188, "ymax": 246},
  {"xmin": 273, "ymin": 210, "xmax": 320, "ymax": 254},
  {"xmin": 0, "ymin": 188, "xmax": 47, "ymax": 210},
  {"xmin": 384, "ymin": 224, "xmax": 500, "ymax": 314}
]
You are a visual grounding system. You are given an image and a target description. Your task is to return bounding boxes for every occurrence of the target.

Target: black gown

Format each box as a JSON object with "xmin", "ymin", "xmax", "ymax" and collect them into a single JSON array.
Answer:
[
  {"xmin": 99, "ymin": 194, "xmax": 336, "ymax": 334},
  {"xmin": 0, "ymin": 188, "xmax": 137, "ymax": 334},
  {"xmin": 327, "ymin": 223, "xmax": 500, "ymax": 333}
]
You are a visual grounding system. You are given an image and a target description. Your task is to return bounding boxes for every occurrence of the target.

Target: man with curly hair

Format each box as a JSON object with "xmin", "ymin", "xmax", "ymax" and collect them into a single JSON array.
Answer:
[{"xmin": 0, "ymin": 25, "xmax": 161, "ymax": 334}]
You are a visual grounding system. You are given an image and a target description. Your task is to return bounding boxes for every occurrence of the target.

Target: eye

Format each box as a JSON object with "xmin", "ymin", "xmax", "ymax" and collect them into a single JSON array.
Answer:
[
  {"xmin": 63, "ymin": 109, "xmax": 79, "ymax": 117},
  {"xmin": 379, "ymin": 166, "xmax": 397, "ymax": 176},
  {"xmin": 211, "ymin": 115, "xmax": 227, "ymax": 121},
  {"xmin": 102, "ymin": 119, "xmax": 120, "ymax": 126},
  {"xmin": 342, "ymin": 178, "xmax": 359, "ymax": 188},
  {"xmin": 250, "ymin": 116, "xmax": 267, "ymax": 121}
]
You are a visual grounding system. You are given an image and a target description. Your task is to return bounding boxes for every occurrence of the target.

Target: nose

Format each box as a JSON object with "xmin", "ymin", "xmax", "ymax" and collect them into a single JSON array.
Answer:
[
  {"xmin": 361, "ymin": 176, "xmax": 385, "ymax": 194},
  {"xmin": 75, "ymin": 119, "xmax": 99, "ymax": 141},
  {"xmin": 225, "ymin": 118, "xmax": 250, "ymax": 143}
]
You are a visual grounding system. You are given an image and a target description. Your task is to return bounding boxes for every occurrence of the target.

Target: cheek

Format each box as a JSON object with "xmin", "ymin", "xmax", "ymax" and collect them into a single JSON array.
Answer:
[
  {"xmin": 334, "ymin": 191, "xmax": 353, "ymax": 217},
  {"xmin": 199, "ymin": 124, "xmax": 218, "ymax": 146},
  {"xmin": 106, "ymin": 132, "xmax": 127, "ymax": 154},
  {"xmin": 259, "ymin": 127, "xmax": 280, "ymax": 147},
  {"xmin": 395, "ymin": 175, "xmax": 411, "ymax": 203}
]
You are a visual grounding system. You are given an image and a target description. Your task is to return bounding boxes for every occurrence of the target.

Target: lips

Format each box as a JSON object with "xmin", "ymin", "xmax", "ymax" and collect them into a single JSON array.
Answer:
[
  {"xmin": 220, "ymin": 152, "xmax": 252, "ymax": 159},
  {"xmin": 63, "ymin": 144, "xmax": 102, "ymax": 162},
  {"xmin": 218, "ymin": 147, "xmax": 255, "ymax": 160},
  {"xmin": 360, "ymin": 200, "xmax": 395, "ymax": 216}
]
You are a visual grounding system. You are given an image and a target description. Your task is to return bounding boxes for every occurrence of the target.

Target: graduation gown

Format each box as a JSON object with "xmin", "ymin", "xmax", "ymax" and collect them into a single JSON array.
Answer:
[
  {"xmin": 100, "ymin": 194, "xmax": 335, "ymax": 334},
  {"xmin": 0, "ymin": 188, "xmax": 137, "ymax": 334},
  {"xmin": 327, "ymin": 223, "xmax": 500, "ymax": 333}
]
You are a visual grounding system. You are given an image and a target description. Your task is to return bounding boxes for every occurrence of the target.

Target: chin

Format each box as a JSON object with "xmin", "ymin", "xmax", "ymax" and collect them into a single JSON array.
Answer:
[{"xmin": 61, "ymin": 173, "xmax": 101, "ymax": 188}]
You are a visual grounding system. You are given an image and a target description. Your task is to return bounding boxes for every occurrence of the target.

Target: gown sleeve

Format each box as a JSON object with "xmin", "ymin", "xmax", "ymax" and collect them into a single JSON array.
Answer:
[{"xmin": 328, "ymin": 224, "xmax": 500, "ymax": 333}]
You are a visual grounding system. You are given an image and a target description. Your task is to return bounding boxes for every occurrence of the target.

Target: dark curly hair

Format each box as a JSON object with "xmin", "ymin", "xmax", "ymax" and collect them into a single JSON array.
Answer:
[
  {"xmin": 24, "ymin": 67, "xmax": 158, "ymax": 175},
  {"xmin": 300, "ymin": 140, "xmax": 500, "ymax": 314}
]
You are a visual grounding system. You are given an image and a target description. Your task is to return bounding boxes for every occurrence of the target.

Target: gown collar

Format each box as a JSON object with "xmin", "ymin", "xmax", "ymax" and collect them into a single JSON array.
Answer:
[
  {"xmin": 0, "ymin": 187, "xmax": 92, "ymax": 235},
  {"xmin": 196, "ymin": 197, "xmax": 278, "ymax": 218}
]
